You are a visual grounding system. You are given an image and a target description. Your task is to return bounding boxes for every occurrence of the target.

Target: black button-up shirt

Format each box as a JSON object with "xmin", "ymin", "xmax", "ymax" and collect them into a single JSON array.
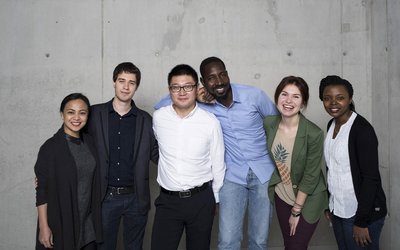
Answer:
[{"xmin": 108, "ymin": 100, "xmax": 137, "ymax": 187}]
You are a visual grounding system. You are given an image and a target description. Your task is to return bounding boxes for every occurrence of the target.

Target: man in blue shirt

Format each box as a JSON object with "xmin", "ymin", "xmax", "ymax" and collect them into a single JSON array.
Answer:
[{"xmin": 155, "ymin": 56, "xmax": 278, "ymax": 249}]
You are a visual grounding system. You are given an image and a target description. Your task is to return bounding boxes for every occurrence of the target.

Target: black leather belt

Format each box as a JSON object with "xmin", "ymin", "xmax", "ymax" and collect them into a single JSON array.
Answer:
[
  {"xmin": 160, "ymin": 182, "xmax": 210, "ymax": 198},
  {"xmin": 107, "ymin": 186, "xmax": 135, "ymax": 195}
]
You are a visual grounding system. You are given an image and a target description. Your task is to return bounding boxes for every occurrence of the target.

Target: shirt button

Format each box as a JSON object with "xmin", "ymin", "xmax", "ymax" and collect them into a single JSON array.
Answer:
[
  {"xmin": 118, "ymin": 132, "xmax": 121, "ymax": 135},
  {"xmin": 117, "ymin": 162, "xmax": 120, "ymax": 165},
  {"xmin": 117, "ymin": 178, "xmax": 120, "ymax": 181},
  {"xmin": 292, "ymin": 185, "xmax": 298, "ymax": 189}
]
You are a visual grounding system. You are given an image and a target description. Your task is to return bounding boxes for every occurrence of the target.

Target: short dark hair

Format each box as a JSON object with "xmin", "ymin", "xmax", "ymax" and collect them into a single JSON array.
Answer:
[
  {"xmin": 274, "ymin": 76, "xmax": 309, "ymax": 107},
  {"xmin": 113, "ymin": 62, "xmax": 141, "ymax": 86},
  {"xmin": 167, "ymin": 64, "xmax": 198, "ymax": 85},
  {"xmin": 319, "ymin": 75, "xmax": 355, "ymax": 111},
  {"xmin": 60, "ymin": 93, "xmax": 90, "ymax": 112},
  {"xmin": 199, "ymin": 56, "xmax": 226, "ymax": 77}
]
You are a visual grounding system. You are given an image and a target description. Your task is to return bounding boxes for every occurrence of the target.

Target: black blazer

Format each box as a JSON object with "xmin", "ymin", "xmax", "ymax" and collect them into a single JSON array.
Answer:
[
  {"xmin": 327, "ymin": 114, "xmax": 387, "ymax": 227},
  {"xmin": 87, "ymin": 100, "xmax": 159, "ymax": 212},
  {"xmin": 35, "ymin": 127, "xmax": 103, "ymax": 249}
]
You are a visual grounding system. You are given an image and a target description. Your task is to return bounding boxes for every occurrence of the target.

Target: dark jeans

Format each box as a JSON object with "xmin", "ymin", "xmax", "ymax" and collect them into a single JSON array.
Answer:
[
  {"xmin": 151, "ymin": 186, "xmax": 215, "ymax": 250},
  {"xmin": 331, "ymin": 214, "xmax": 385, "ymax": 250},
  {"xmin": 98, "ymin": 192, "xmax": 148, "ymax": 250},
  {"xmin": 275, "ymin": 194, "xmax": 319, "ymax": 250}
]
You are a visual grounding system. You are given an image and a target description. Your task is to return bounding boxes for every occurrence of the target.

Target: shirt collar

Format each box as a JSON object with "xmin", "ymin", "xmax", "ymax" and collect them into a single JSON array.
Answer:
[
  {"xmin": 215, "ymin": 83, "xmax": 240, "ymax": 108},
  {"xmin": 108, "ymin": 99, "xmax": 138, "ymax": 116},
  {"xmin": 231, "ymin": 83, "xmax": 241, "ymax": 104},
  {"xmin": 65, "ymin": 133, "xmax": 82, "ymax": 145},
  {"xmin": 169, "ymin": 103, "xmax": 198, "ymax": 119}
]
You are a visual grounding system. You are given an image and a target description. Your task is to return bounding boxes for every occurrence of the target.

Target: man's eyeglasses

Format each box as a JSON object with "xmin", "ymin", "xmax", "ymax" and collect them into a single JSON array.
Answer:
[{"xmin": 169, "ymin": 84, "xmax": 197, "ymax": 93}]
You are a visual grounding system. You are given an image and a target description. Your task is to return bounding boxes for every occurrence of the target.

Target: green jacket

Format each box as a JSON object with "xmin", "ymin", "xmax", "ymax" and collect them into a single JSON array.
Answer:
[{"xmin": 264, "ymin": 114, "xmax": 328, "ymax": 223}]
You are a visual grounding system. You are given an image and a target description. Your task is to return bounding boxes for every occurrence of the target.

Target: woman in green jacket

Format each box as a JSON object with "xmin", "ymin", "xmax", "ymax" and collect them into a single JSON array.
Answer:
[{"xmin": 264, "ymin": 76, "xmax": 328, "ymax": 250}]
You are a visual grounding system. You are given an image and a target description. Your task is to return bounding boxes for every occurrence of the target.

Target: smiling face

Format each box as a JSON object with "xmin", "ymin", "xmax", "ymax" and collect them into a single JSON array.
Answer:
[
  {"xmin": 322, "ymin": 84, "xmax": 353, "ymax": 123},
  {"xmin": 113, "ymin": 72, "xmax": 138, "ymax": 103},
  {"xmin": 200, "ymin": 61, "xmax": 232, "ymax": 104},
  {"xmin": 61, "ymin": 99, "xmax": 89, "ymax": 137},
  {"xmin": 277, "ymin": 84, "xmax": 304, "ymax": 118}
]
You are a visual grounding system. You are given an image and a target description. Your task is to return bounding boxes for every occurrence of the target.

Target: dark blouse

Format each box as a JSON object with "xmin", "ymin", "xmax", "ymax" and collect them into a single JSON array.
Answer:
[{"xmin": 67, "ymin": 135, "xmax": 96, "ymax": 248}]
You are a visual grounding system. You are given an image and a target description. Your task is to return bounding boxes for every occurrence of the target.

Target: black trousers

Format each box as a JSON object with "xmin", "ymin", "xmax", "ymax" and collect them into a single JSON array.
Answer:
[{"xmin": 151, "ymin": 186, "xmax": 216, "ymax": 250}]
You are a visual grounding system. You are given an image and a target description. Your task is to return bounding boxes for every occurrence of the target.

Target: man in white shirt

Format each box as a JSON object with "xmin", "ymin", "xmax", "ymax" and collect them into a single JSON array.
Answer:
[{"xmin": 151, "ymin": 64, "xmax": 226, "ymax": 250}]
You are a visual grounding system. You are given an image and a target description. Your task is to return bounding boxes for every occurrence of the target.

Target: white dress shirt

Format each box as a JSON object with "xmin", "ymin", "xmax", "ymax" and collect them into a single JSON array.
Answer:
[
  {"xmin": 153, "ymin": 104, "xmax": 226, "ymax": 202},
  {"xmin": 325, "ymin": 112, "xmax": 358, "ymax": 218}
]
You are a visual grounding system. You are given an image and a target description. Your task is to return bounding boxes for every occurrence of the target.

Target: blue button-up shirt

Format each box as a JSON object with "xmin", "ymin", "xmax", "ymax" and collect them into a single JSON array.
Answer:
[{"xmin": 155, "ymin": 83, "xmax": 278, "ymax": 185}]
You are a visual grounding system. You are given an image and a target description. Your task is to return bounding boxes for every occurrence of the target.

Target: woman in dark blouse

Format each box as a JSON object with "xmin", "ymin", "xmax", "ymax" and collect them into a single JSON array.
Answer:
[{"xmin": 35, "ymin": 93, "xmax": 102, "ymax": 250}]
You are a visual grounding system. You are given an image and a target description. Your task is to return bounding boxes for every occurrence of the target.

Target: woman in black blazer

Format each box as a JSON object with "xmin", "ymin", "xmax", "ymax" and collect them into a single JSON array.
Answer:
[
  {"xmin": 35, "ymin": 93, "xmax": 102, "ymax": 250},
  {"xmin": 319, "ymin": 75, "xmax": 387, "ymax": 250}
]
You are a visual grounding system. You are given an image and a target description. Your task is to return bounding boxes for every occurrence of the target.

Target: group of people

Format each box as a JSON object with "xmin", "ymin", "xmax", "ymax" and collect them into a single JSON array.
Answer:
[{"xmin": 34, "ymin": 56, "xmax": 387, "ymax": 250}]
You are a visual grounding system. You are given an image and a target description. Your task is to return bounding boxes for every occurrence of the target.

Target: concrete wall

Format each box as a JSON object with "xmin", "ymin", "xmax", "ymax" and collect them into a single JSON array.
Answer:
[
  {"xmin": 0, "ymin": 0, "xmax": 396, "ymax": 249},
  {"xmin": 370, "ymin": 0, "xmax": 390, "ymax": 249},
  {"xmin": 371, "ymin": 0, "xmax": 400, "ymax": 249}
]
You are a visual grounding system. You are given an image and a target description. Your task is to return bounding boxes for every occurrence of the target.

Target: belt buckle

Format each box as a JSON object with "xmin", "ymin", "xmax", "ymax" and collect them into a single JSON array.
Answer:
[
  {"xmin": 116, "ymin": 187, "xmax": 124, "ymax": 195},
  {"xmin": 179, "ymin": 190, "xmax": 191, "ymax": 198}
]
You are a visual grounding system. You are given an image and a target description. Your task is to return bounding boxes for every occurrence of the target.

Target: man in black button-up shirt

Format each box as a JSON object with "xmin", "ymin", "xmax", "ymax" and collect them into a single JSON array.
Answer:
[
  {"xmin": 108, "ymin": 101, "xmax": 136, "ymax": 187},
  {"xmin": 88, "ymin": 62, "xmax": 159, "ymax": 250}
]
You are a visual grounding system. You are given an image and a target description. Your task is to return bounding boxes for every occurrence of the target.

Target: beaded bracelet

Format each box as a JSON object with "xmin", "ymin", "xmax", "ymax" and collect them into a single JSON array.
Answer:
[
  {"xmin": 291, "ymin": 206, "xmax": 302, "ymax": 217},
  {"xmin": 293, "ymin": 202, "xmax": 304, "ymax": 209}
]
